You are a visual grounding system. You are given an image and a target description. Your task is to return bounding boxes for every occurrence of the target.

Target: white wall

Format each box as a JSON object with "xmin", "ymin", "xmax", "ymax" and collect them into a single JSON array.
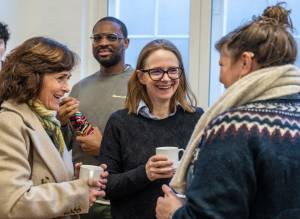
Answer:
[
  {"xmin": 0, "ymin": 0, "xmax": 107, "ymax": 86},
  {"xmin": 0, "ymin": 0, "xmax": 211, "ymax": 109}
]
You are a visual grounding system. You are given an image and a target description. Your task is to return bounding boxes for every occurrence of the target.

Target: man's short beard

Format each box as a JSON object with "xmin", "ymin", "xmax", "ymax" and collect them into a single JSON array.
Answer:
[{"xmin": 97, "ymin": 53, "xmax": 122, "ymax": 68}]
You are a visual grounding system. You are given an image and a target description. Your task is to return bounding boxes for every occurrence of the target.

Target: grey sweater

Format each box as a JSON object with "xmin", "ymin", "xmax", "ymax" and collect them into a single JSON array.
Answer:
[{"xmin": 62, "ymin": 65, "xmax": 134, "ymax": 165}]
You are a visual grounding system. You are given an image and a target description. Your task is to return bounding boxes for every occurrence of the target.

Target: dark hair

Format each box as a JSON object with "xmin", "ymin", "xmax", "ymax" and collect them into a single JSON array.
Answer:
[
  {"xmin": 215, "ymin": 2, "xmax": 297, "ymax": 68},
  {"xmin": 0, "ymin": 36, "xmax": 78, "ymax": 103},
  {"xmin": 93, "ymin": 16, "xmax": 128, "ymax": 38},
  {"xmin": 0, "ymin": 22, "xmax": 10, "ymax": 46},
  {"xmin": 126, "ymin": 39, "xmax": 197, "ymax": 114}
]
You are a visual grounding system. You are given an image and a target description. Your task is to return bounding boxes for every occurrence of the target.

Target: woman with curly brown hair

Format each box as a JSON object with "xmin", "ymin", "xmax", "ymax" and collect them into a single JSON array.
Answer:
[
  {"xmin": 156, "ymin": 3, "xmax": 300, "ymax": 219},
  {"xmin": 0, "ymin": 36, "xmax": 108, "ymax": 219}
]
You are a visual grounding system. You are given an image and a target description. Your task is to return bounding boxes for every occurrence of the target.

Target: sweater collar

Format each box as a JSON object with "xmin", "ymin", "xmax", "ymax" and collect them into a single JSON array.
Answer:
[{"xmin": 137, "ymin": 100, "xmax": 181, "ymax": 120}]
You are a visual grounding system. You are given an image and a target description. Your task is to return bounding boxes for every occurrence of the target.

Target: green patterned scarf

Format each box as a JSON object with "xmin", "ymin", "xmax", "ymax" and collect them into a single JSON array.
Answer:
[{"xmin": 28, "ymin": 100, "xmax": 65, "ymax": 157}]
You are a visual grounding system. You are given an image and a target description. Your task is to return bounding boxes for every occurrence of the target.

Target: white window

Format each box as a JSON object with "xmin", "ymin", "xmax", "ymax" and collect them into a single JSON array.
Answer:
[
  {"xmin": 210, "ymin": 0, "xmax": 300, "ymax": 105},
  {"xmin": 107, "ymin": 0, "xmax": 211, "ymax": 109},
  {"xmin": 108, "ymin": 0, "xmax": 191, "ymax": 72}
]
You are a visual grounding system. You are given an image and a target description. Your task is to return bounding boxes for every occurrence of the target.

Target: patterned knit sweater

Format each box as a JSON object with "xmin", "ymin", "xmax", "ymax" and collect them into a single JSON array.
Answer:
[{"xmin": 174, "ymin": 96, "xmax": 300, "ymax": 219}]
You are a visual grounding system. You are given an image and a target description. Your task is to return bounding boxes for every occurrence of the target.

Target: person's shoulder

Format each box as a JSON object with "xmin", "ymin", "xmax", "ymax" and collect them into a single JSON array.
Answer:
[
  {"xmin": 225, "ymin": 99, "xmax": 300, "ymax": 121},
  {"xmin": 108, "ymin": 108, "xmax": 130, "ymax": 121},
  {"xmin": 208, "ymin": 106, "xmax": 247, "ymax": 129},
  {"xmin": 122, "ymin": 65, "xmax": 134, "ymax": 77},
  {"xmin": 205, "ymin": 100, "xmax": 286, "ymax": 136},
  {"xmin": 125, "ymin": 64, "xmax": 134, "ymax": 73},
  {"xmin": 73, "ymin": 71, "xmax": 100, "ymax": 88},
  {"xmin": 195, "ymin": 106, "xmax": 204, "ymax": 116},
  {"xmin": 178, "ymin": 106, "xmax": 204, "ymax": 118},
  {"xmin": 105, "ymin": 108, "xmax": 132, "ymax": 129},
  {"xmin": 111, "ymin": 108, "xmax": 128, "ymax": 116},
  {"xmin": 0, "ymin": 108, "xmax": 21, "ymax": 120},
  {"xmin": 0, "ymin": 106, "xmax": 25, "ymax": 128}
]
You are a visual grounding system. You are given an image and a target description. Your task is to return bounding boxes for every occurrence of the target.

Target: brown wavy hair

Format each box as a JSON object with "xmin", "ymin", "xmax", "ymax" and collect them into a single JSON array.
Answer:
[
  {"xmin": 0, "ymin": 36, "xmax": 77, "ymax": 103},
  {"xmin": 126, "ymin": 39, "xmax": 197, "ymax": 114},
  {"xmin": 215, "ymin": 2, "xmax": 297, "ymax": 67}
]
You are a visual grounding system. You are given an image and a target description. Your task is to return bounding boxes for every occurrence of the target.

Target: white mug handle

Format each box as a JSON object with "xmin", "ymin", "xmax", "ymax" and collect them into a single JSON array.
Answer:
[{"xmin": 178, "ymin": 148, "xmax": 185, "ymax": 161}]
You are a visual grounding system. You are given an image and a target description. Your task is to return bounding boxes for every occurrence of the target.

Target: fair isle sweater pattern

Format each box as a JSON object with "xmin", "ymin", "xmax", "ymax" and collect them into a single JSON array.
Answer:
[{"xmin": 203, "ymin": 100, "xmax": 300, "ymax": 144}]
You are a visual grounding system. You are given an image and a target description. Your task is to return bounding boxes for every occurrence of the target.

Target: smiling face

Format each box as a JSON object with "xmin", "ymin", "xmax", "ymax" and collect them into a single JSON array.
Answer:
[
  {"xmin": 138, "ymin": 49, "xmax": 180, "ymax": 108},
  {"xmin": 38, "ymin": 71, "xmax": 71, "ymax": 111},
  {"xmin": 92, "ymin": 20, "xmax": 129, "ymax": 68}
]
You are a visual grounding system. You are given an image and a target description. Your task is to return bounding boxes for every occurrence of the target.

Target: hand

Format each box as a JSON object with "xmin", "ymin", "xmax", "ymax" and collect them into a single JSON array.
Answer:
[
  {"xmin": 145, "ymin": 155, "xmax": 173, "ymax": 181},
  {"xmin": 99, "ymin": 163, "xmax": 108, "ymax": 189},
  {"xmin": 87, "ymin": 181, "xmax": 105, "ymax": 208},
  {"xmin": 86, "ymin": 164, "xmax": 108, "ymax": 207},
  {"xmin": 156, "ymin": 185, "xmax": 183, "ymax": 219},
  {"xmin": 74, "ymin": 162, "xmax": 105, "ymax": 207},
  {"xmin": 76, "ymin": 127, "xmax": 103, "ymax": 156},
  {"xmin": 58, "ymin": 97, "xmax": 80, "ymax": 126}
]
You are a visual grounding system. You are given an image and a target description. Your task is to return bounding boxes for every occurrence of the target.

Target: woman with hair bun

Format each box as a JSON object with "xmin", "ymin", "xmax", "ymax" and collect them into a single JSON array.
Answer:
[{"xmin": 156, "ymin": 3, "xmax": 300, "ymax": 219}]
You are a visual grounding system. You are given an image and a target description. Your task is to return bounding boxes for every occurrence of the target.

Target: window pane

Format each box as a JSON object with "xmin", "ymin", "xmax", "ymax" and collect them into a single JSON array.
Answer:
[
  {"xmin": 125, "ymin": 38, "xmax": 152, "ymax": 68},
  {"xmin": 168, "ymin": 38, "xmax": 189, "ymax": 73},
  {"xmin": 158, "ymin": 0, "xmax": 190, "ymax": 35},
  {"xmin": 296, "ymin": 38, "xmax": 300, "ymax": 67},
  {"xmin": 210, "ymin": 0, "xmax": 300, "ymax": 105},
  {"xmin": 108, "ymin": 0, "xmax": 190, "ymax": 75},
  {"xmin": 109, "ymin": 0, "xmax": 155, "ymax": 35},
  {"xmin": 225, "ymin": 0, "xmax": 267, "ymax": 32},
  {"xmin": 284, "ymin": 0, "xmax": 300, "ymax": 32}
]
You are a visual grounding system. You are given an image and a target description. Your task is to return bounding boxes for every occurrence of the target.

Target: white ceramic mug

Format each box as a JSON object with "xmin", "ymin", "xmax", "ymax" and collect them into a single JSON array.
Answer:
[
  {"xmin": 155, "ymin": 146, "xmax": 184, "ymax": 169},
  {"xmin": 79, "ymin": 165, "xmax": 103, "ymax": 183}
]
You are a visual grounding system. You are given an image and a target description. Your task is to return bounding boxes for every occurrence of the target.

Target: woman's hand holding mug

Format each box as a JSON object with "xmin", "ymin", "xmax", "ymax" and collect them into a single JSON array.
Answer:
[{"xmin": 75, "ymin": 163, "xmax": 108, "ymax": 207}]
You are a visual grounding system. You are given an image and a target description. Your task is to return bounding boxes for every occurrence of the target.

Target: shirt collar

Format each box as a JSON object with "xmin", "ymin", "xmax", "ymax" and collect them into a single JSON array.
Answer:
[{"xmin": 137, "ymin": 100, "xmax": 181, "ymax": 120}]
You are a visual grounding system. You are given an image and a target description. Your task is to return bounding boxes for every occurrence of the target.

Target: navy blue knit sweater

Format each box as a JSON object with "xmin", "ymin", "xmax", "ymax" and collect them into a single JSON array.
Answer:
[
  {"xmin": 98, "ymin": 107, "xmax": 203, "ymax": 219},
  {"xmin": 174, "ymin": 96, "xmax": 300, "ymax": 219}
]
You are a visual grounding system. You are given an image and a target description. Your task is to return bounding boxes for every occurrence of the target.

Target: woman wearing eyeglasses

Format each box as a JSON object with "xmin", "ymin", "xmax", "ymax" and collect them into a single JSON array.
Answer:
[{"xmin": 98, "ymin": 39, "xmax": 204, "ymax": 219}]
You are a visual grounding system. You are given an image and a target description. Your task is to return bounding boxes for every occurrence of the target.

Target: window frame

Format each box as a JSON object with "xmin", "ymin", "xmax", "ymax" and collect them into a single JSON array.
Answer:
[
  {"xmin": 100, "ymin": 0, "xmax": 213, "ymax": 109},
  {"xmin": 189, "ymin": 0, "xmax": 212, "ymax": 109}
]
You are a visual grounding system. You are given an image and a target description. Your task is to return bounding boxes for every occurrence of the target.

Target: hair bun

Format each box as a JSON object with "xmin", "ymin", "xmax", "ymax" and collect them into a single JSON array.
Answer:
[{"xmin": 261, "ymin": 2, "xmax": 293, "ymax": 29}]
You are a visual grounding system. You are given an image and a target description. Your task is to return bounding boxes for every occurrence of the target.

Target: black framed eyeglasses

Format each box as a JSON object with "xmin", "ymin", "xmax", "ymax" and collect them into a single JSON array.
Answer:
[
  {"xmin": 140, "ymin": 66, "xmax": 183, "ymax": 81},
  {"xmin": 90, "ymin": 33, "xmax": 124, "ymax": 43}
]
